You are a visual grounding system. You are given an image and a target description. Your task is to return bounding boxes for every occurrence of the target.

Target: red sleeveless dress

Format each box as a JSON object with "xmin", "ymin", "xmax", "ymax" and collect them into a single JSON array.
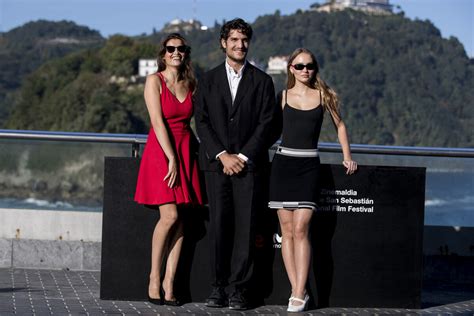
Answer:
[{"xmin": 134, "ymin": 73, "xmax": 204, "ymax": 206}]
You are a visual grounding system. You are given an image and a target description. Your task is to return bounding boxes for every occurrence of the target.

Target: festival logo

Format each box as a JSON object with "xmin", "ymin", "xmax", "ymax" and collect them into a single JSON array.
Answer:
[{"xmin": 273, "ymin": 233, "xmax": 282, "ymax": 249}]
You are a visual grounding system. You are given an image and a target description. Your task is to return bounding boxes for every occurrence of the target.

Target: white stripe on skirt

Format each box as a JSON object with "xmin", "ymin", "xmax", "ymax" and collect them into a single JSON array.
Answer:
[
  {"xmin": 276, "ymin": 146, "xmax": 319, "ymax": 158},
  {"xmin": 268, "ymin": 201, "xmax": 317, "ymax": 210}
]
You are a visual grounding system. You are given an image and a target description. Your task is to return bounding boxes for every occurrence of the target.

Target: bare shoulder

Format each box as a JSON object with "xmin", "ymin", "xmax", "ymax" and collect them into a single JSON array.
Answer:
[
  {"xmin": 280, "ymin": 90, "xmax": 287, "ymax": 108},
  {"xmin": 145, "ymin": 73, "xmax": 162, "ymax": 93},
  {"xmin": 286, "ymin": 88, "xmax": 296, "ymax": 100},
  {"xmin": 146, "ymin": 73, "xmax": 161, "ymax": 85}
]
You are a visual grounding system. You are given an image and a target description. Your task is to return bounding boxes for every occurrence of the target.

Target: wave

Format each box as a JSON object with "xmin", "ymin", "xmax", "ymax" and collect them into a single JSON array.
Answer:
[
  {"xmin": 425, "ymin": 195, "xmax": 474, "ymax": 207},
  {"xmin": 23, "ymin": 198, "xmax": 74, "ymax": 209},
  {"xmin": 0, "ymin": 197, "xmax": 101, "ymax": 212},
  {"xmin": 425, "ymin": 199, "xmax": 448, "ymax": 206}
]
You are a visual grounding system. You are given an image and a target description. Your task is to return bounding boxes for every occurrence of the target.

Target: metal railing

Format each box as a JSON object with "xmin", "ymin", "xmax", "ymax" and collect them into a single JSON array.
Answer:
[
  {"xmin": 0, "ymin": 129, "xmax": 147, "ymax": 157},
  {"xmin": 1, "ymin": 129, "xmax": 473, "ymax": 158}
]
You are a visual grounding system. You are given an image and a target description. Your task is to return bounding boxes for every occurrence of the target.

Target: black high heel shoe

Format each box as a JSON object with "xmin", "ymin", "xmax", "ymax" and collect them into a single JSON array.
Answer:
[
  {"xmin": 148, "ymin": 295, "xmax": 163, "ymax": 305},
  {"xmin": 162, "ymin": 288, "xmax": 181, "ymax": 306},
  {"xmin": 148, "ymin": 287, "xmax": 163, "ymax": 305}
]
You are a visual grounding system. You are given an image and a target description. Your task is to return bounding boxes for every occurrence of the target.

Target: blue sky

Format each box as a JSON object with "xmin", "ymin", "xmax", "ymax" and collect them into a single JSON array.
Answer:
[{"xmin": 1, "ymin": 0, "xmax": 472, "ymax": 57}]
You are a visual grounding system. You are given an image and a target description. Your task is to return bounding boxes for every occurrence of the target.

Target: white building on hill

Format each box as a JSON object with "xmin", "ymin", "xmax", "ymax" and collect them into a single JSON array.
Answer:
[
  {"xmin": 266, "ymin": 56, "xmax": 289, "ymax": 74},
  {"xmin": 162, "ymin": 18, "xmax": 208, "ymax": 33},
  {"xmin": 314, "ymin": 0, "xmax": 393, "ymax": 15},
  {"xmin": 139, "ymin": 59, "xmax": 158, "ymax": 77}
]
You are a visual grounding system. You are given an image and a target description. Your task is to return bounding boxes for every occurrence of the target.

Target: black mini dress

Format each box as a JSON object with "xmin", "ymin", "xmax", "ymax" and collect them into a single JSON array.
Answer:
[{"xmin": 268, "ymin": 90, "xmax": 324, "ymax": 211}]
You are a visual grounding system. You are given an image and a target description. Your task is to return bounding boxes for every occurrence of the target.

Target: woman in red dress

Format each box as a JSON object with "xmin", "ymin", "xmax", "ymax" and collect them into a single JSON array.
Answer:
[{"xmin": 134, "ymin": 33, "xmax": 204, "ymax": 305}]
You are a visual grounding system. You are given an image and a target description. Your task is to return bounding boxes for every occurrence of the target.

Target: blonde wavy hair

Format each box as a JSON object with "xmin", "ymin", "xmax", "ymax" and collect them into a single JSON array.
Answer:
[{"xmin": 287, "ymin": 48, "xmax": 341, "ymax": 122}]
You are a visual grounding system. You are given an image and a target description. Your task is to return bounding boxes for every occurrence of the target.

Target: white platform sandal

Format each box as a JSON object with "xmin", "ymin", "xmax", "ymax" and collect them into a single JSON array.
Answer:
[{"xmin": 287, "ymin": 294, "xmax": 309, "ymax": 312}]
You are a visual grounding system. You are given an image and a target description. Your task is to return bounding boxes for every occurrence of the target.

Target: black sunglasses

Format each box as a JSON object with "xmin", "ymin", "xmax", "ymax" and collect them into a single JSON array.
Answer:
[
  {"xmin": 292, "ymin": 63, "xmax": 316, "ymax": 71},
  {"xmin": 165, "ymin": 45, "xmax": 188, "ymax": 53}
]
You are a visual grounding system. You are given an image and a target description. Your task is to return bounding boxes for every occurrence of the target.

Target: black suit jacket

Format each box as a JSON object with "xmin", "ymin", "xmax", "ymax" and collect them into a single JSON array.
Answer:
[{"xmin": 195, "ymin": 62, "xmax": 280, "ymax": 172}]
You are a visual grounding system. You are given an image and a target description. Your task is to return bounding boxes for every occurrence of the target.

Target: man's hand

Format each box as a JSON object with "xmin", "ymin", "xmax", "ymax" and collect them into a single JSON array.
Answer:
[{"xmin": 220, "ymin": 152, "xmax": 245, "ymax": 175}]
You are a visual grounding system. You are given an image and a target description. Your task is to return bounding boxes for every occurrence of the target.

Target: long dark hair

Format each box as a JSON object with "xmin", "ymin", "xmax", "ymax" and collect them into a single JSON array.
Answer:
[
  {"xmin": 287, "ymin": 48, "xmax": 341, "ymax": 122},
  {"xmin": 157, "ymin": 33, "xmax": 196, "ymax": 92}
]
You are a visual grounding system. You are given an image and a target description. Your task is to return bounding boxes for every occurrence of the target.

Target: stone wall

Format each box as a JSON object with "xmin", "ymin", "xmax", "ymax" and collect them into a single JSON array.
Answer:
[
  {"xmin": 0, "ymin": 238, "xmax": 100, "ymax": 270},
  {"xmin": 0, "ymin": 208, "xmax": 102, "ymax": 270}
]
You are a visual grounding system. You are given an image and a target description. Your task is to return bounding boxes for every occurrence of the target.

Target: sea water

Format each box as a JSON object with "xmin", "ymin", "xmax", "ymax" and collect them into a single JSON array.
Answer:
[{"xmin": 424, "ymin": 171, "xmax": 473, "ymax": 227}]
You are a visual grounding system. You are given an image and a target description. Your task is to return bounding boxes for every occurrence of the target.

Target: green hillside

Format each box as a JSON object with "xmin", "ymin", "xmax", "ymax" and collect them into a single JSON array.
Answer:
[
  {"xmin": 0, "ymin": 20, "xmax": 104, "ymax": 126},
  {"xmin": 164, "ymin": 10, "xmax": 473, "ymax": 147},
  {"xmin": 3, "ymin": 10, "xmax": 474, "ymax": 147},
  {"xmin": 5, "ymin": 35, "xmax": 156, "ymax": 133}
]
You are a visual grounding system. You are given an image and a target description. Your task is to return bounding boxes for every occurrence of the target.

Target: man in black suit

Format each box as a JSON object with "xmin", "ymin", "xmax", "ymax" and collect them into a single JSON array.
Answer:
[{"xmin": 195, "ymin": 18, "xmax": 279, "ymax": 310}]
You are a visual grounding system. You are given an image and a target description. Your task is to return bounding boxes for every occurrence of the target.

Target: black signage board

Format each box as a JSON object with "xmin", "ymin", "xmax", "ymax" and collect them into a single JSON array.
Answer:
[{"xmin": 101, "ymin": 157, "xmax": 425, "ymax": 308}]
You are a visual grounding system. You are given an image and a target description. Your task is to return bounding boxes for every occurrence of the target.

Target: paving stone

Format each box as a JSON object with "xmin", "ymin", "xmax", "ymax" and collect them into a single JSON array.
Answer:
[
  {"xmin": 33, "ymin": 308, "xmax": 53, "ymax": 313},
  {"xmin": 0, "ymin": 307, "xmax": 15, "ymax": 313},
  {"xmin": 0, "ymin": 268, "xmax": 473, "ymax": 315},
  {"xmin": 13, "ymin": 307, "xmax": 34, "ymax": 313}
]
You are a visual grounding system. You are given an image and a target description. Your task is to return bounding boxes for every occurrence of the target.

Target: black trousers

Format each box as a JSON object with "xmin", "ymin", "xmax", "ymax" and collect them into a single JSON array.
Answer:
[{"xmin": 204, "ymin": 170, "xmax": 262, "ymax": 290}]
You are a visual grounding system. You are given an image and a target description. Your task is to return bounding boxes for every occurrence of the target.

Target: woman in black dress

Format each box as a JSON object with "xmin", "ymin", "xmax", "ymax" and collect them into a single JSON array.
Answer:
[{"xmin": 268, "ymin": 48, "xmax": 357, "ymax": 312}]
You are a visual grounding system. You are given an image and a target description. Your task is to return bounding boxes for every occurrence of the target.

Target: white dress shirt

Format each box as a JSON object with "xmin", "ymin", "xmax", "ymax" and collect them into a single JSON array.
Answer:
[
  {"xmin": 216, "ymin": 59, "xmax": 249, "ymax": 163},
  {"xmin": 225, "ymin": 59, "xmax": 246, "ymax": 103}
]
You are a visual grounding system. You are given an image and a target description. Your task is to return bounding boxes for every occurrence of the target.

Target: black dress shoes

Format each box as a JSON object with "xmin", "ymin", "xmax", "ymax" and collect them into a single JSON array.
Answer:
[
  {"xmin": 228, "ymin": 290, "xmax": 249, "ymax": 310},
  {"xmin": 205, "ymin": 287, "xmax": 227, "ymax": 307}
]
